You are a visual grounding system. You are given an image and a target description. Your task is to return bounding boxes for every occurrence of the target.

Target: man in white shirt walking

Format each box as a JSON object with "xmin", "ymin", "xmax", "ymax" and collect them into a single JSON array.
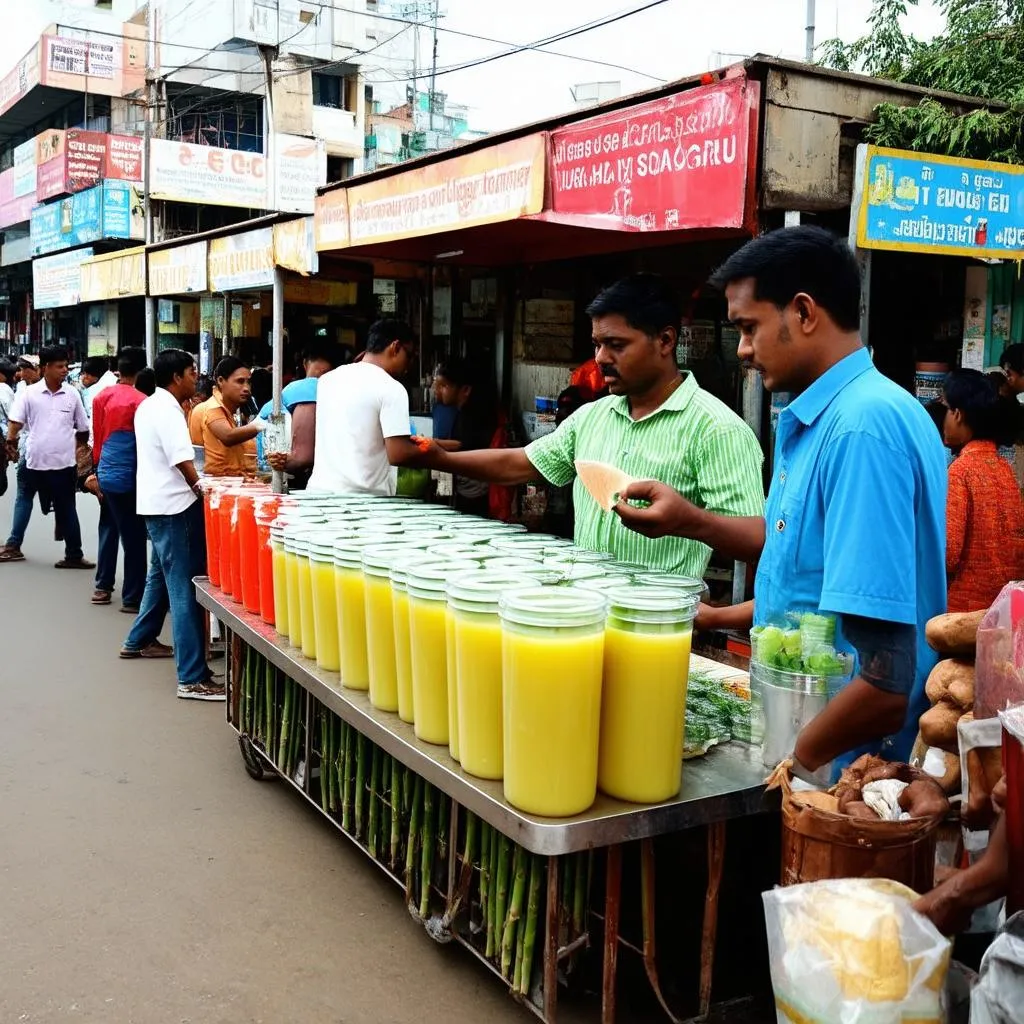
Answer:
[
  {"xmin": 308, "ymin": 319, "xmax": 426, "ymax": 495},
  {"xmin": 119, "ymin": 349, "xmax": 220, "ymax": 701}
]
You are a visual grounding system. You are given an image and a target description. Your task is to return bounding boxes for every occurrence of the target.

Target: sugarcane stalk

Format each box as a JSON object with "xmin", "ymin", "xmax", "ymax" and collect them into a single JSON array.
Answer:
[
  {"xmin": 288, "ymin": 687, "xmax": 302, "ymax": 777},
  {"xmin": 390, "ymin": 757, "xmax": 401, "ymax": 870},
  {"xmin": 319, "ymin": 709, "xmax": 329, "ymax": 812},
  {"xmin": 277, "ymin": 678, "xmax": 292, "ymax": 768},
  {"xmin": 485, "ymin": 824, "xmax": 500, "ymax": 958},
  {"xmin": 513, "ymin": 886, "xmax": 527, "ymax": 993},
  {"xmin": 479, "ymin": 823, "xmax": 491, "ymax": 939},
  {"xmin": 437, "ymin": 792, "xmax": 449, "ymax": 872},
  {"xmin": 501, "ymin": 844, "xmax": 527, "ymax": 979},
  {"xmin": 519, "ymin": 855, "xmax": 543, "ymax": 997},
  {"xmin": 252, "ymin": 652, "xmax": 262, "ymax": 744},
  {"xmin": 562, "ymin": 855, "xmax": 574, "ymax": 936},
  {"xmin": 341, "ymin": 721, "xmax": 353, "ymax": 832},
  {"xmin": 495, "ymin": 836, "xmax": 513, "ymax": 946},
  {"xmin": 368, "ymin": 745, "xmax": 381, "ymax": 860},
  {"xmin": 355, "ymin": 732, "xmax": 367, "ymax": 840},
  {"xmin": 264, "ymin": 657, "xmax": 273, "ymax": 753},
  {"xmin": 419, "ymin": 783, "xmax": 436, "ymax": 918},
  {"xmin": 242, "ymin": 645, "xmax": 252, "ymax": 735},
  {"xmin": 572, "ymin": 850, "xmax": 587, "ymax": 936},
  {"xmin": 405, "ymin": 774, "xmax": 423, "ymax": 903}
]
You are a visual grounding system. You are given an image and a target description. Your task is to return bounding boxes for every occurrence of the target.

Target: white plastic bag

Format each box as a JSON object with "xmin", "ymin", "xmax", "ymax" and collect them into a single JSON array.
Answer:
[{"xmin": 763, "ymin": 878, "xmax": 952, "ymax": 1023}]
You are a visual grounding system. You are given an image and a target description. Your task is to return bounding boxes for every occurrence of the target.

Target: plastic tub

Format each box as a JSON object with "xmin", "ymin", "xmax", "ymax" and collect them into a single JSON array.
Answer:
[
  {"xmin": 391, "ymin": 557, "xmax": 435, "ymax": 724},
  {"xmin": 425, "ymin": 542, "xmax": 488, "ymax": 562},
  {"xmin": 237, "ymin": 491, "xmax": 263, "ymax": 613},
  {"xmin": 598, "ymin": 585, "xmax": 697, "ymax": 803},
  {"xmin": 500, "ymin": 588, "xmax": 608, "ymax": 816},
  {"xmin": 362, "ymin": 543, "xmax": 432, "ymax": 712},
  {"xmin": 406, "ymin": 560, "xmax": 480, "ymax": 745},
  {"xmin": 633, "ymin": 572, "xmax": 710, "ymax": 605},
  {"xmin": 447, "ymin": 570, "xmax": 541, "ymax": 780},
  {"xmin": 332, "ymin": 536, "xmax": 382, "ymax": 691},
  {"xmin": 293, "ymin": 531, "xmax": 318, "ymax": 659},
  {"xmin": 309, "ymin": 533, "xmax": 348, "ymax": 672}
]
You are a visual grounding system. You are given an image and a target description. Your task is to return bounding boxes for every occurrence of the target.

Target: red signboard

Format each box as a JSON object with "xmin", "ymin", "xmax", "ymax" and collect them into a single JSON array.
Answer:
[
  {"xmin": 546, "ymin": 76, "xmax": 758, "ymax": 233},
  {"xmin": 34, "ymin": 131, "xmax": 143, "ymax": 201},
  {"xmin": 66, "ymin": 129, "xmax": 107, "ymax": 192},
  {"xmin": 105, "ymin": 134, "xmax": 143, "ymax": 182}
]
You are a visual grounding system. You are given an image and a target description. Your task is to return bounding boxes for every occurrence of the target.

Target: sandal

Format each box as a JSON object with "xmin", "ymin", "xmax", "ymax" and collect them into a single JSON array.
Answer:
[
  {"xmin": 55, "ymin": 557, "xmax": 96, "ymax": 570},
  {"xmin": 91, "ymin": 590, "xmax": 112, "ymax": 605},
  {"xmin": 0, "ymin": 546, "xmax": 25, "ymax": 562}
]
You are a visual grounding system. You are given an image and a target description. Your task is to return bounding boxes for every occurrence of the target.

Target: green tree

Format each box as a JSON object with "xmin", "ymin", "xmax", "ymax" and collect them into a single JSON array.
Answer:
[{"xmin": 820, "ymin": 0, "xmax": 1024, "ymax": 163}]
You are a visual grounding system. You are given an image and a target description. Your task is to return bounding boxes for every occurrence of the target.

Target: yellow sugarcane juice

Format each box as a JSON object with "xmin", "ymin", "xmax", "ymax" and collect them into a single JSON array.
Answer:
[
  {"xmin": 294, "ymin": 532, "xmax": 320, "ymax": 661},
  {"xmin": 447, "ymin": 571, "xmax": 541, "ymax": 780},
  {"xmin": 309, "ymin": 532, "xmax": 353, "ymax": 673},
  {"xmin": 362, "ymin": 543, "xmax": 430, "ymax": 712},
  {"xmin": 391, "ymin": 559, "xmax": 434, "ymax": 724},
  {"xmin": 270, "ymin": 522, "xmax": 290, "ymax": 638},
  {"xmin": 445, "ymin": 611, "xmax": 459, "ymax": 759},
  {"xmin": 500, "ymin": 588, "xmax": 607, "ymax": 816},
  {"xmin": 597, "ymin": 586, "xmax": 696, "ymax": 802},
  {"xmin": 283, "ymin": 531, "xmax": 304, "ymax": 649},
  {"xmin": 406, "ymin": 560, "xmax": 480, "ymax": 745}
]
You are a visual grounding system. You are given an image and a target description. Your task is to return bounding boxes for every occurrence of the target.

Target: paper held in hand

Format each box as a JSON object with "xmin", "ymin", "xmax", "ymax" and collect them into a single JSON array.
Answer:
[{"xmin": 574, "ymin": 460, "xmax": 638, "ymax": 512}]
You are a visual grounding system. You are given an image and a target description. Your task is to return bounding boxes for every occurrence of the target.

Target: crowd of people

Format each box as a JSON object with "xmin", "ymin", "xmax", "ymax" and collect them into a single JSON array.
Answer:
[{"xmin": 0, "ymin": 226, "xmax": 1017, "ymax": 932}]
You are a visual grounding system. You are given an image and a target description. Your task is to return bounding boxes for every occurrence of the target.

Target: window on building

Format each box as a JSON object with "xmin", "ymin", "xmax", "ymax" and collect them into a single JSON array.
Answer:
[{"xmin": 313, "ymin": 73, "xmax": 343, "ymax": 109}]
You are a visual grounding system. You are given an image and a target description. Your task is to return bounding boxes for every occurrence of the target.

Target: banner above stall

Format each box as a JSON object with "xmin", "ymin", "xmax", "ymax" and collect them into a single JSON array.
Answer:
[
  {"xmin": 315, "ymin": 134, "xmax": 546, "ymax": 251},
  {"xmin": 541, "ymin": 76, "xmax": 759, "ymax": 233},
  {"xmin": 855, "ymin": 145, "xmax": 1024, "ymax": 260}
]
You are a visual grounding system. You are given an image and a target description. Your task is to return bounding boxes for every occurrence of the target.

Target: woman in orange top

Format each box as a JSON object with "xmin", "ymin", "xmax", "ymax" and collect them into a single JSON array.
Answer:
[
  {"xmin": 189, "ymin": 356, "xmax": 262, "ymax": 477},
  {"xmin": 941, "ymin": 369, "xmax": 1024, "ymax": 613}
]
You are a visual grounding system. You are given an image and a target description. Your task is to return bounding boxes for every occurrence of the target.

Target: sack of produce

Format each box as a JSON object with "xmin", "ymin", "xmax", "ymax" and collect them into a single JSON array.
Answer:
[{"xmin": 763, "ymin": 877, "xmax": 952, "ymax": 1024}]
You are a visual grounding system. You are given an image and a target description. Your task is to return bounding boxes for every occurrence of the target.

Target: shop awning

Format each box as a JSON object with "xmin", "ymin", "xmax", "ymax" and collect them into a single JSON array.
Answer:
[
  {"xmin": 80, "ymin": 246, "xmax": 146, "ymax": 302},
  {"xmin": 314, "ymin": 75, "xmax": 760, "ymax": 266}
]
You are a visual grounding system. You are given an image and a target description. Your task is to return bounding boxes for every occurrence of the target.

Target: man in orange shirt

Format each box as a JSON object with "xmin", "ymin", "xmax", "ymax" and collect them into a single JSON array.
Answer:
[
  {"xmin": 189, "ymin": 356, "xmax": 263, "ymax": 477},
  {"xmin": 940, "ymin": 369, "xmax": 1024, "ymax": 612}
]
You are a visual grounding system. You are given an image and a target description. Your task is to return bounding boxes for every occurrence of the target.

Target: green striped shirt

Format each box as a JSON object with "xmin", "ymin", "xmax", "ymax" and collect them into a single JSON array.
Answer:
[{"xmin": 525, "ymin": 373, "xmax": 765, "ymax": 577}]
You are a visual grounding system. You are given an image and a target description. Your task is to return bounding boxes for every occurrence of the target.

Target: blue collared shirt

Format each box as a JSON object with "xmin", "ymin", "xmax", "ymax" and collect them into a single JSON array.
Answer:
[{"xmin": 754, "ymin": 347, "xmax": 948, "ymax": 764}]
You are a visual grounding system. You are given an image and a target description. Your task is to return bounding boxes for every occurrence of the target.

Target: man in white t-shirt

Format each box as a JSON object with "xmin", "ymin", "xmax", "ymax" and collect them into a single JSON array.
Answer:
[
  {"xmin": 119, "ymin": 348, "xmax": 221, "ymax": 702},
  {"xmin": 308, "ymin": 319, "xmax": 426, "ymax": 495}
]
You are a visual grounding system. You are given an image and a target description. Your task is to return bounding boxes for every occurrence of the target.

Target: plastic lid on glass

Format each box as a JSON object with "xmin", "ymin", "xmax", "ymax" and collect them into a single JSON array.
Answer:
[
  {"xmin": 499, "ymin": 587, "xmax": 608, "ymax": 629},
  {"xmin": 545, "ymin": 547, "xmax": 616, "ymax": 564},
  {"xmin": 406, "ymin": 560, "xmax": 482, "ymax": 599},
  {"xmin": 633, "ymin": 572, "xmax": 708, "ymax": 596},
  {"xmin": 446, "ymin": 570, "xmax": 543, "ymax": 613},
  {"xmin": 334, "ymin": 534, "xmax": 421, "ymax": 567},
  {"xmin": 543, "ymin": 561, "xmax": 608, "ymax": 584},
  {"xmin": 490, "ymin": 537, "xmax": 556, "ymax": 555},
  {"xmin": 362, "ymin": 542, "xmax": 440, "ymax": 576},
  {"xmin": 605, "ymin": 583, "xmax": 698, "ymax": 623},
  {"xmin": 426, "ymin": 542, "xmax": 489, "ymax": 561}
]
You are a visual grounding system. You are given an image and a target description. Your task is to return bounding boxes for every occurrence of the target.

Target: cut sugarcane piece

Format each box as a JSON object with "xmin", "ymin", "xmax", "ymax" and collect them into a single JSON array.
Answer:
[
  {"xmin": 342, "ymin": 721, "xmax": 353, "ymax": 832},
  {"xmin": 405, "ymin": 775, "xmax": 423, "ymax": 905},
  {"xmin": 277, "ymin": 678, "xmax": 292, "ymax": 769},
  {"xmin": 319, "ymin": 709, "xmax": 329, "ymax": 812},
  {"xmin": 420, "ymin": 784, "xmax": 436, "ymax": 918},
  {"xmin": 486, "ymin": 825, "xmax": 500, "ymax": 957},
  {"xmin": 355, "ymin": 732, "xmax": 367, "ymax": 840},
  {"xmin": 493, "ymin": 836, "xmax": 512, "ymax": 962},
  {"xmin": 390, "ymin": 757, "xmax": 401, "ymax": 870},
  {"xmin": 574, "ymin": 459, "xmax": 639, "ymax": 512},
  {"xmin": 501, "ymin": 844, "xmax": 527, "ymax": 979},
  {"xmin": 519, "ymin": 855, "xmax": 543, "ymax": 997},
  {"xmin": 368, "ymin": 745, "xmax": 381, "ymax": 859}
]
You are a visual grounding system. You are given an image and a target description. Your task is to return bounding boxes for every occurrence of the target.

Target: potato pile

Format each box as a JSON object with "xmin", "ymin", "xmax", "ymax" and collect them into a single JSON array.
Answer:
[{"xmin": 917, "ymin": 611, "xmax": 987, "ymax": 795}]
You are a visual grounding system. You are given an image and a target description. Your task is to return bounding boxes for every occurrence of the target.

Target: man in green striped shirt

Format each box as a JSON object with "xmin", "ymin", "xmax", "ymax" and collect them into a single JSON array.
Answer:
[{"xmin": 420, "ymin": 274, "xmax": 765, "ymax": 576}]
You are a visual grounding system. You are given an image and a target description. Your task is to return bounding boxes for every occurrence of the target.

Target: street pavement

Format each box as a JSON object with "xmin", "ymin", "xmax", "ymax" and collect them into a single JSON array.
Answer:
[{"xmin": 0, "ymin": 490, "xmax": 567, "ymax": 1024}]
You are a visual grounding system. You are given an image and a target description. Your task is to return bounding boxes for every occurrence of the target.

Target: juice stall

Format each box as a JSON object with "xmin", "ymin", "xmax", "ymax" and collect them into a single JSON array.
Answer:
[{"xmin": 195, "ymin": 485, "xmax": 777, "ymax": 1022}]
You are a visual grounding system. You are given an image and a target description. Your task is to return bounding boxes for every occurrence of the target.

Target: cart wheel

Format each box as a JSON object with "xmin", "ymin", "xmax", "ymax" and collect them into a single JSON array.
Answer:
[{"xmin": 238, "ymin": 734, "xmax": 276, "ymax": 782}]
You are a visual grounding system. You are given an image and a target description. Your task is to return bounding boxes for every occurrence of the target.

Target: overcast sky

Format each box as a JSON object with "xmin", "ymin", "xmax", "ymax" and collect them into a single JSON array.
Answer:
[
  {"xmin": 1, "ymin": 0, "xmax": 948, "ymax": 133},
  {"xmin": 386, "ymin": 0, "xmax": 947, "ymax": 131}
]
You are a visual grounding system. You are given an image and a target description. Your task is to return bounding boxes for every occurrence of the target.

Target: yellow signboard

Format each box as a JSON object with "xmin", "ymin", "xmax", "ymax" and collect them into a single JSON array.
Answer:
[
  {"xmin": 342, "ymin": 134, "xmax": 547, "ymax": 248},
  {"xmin": 208, "ymin": 227, "xmax": 275, "ymax": 292},
  {"xmin": 274, "ymin": 217, "xmax": 318, "ymax": 275},
  {"xmin": 80, "ymin": 246, "xmax": 146, "ymax": 302},
  {"xmin": 149, "ymin": 240, "xmax": 208, "ymax": 296},
  {"xmin": 314, "ymin": 187, "xmax": 349, "ymax": 252},
  {"xmin": 284, "ymin": 278, "xmax": 357, "ymax": 306}
]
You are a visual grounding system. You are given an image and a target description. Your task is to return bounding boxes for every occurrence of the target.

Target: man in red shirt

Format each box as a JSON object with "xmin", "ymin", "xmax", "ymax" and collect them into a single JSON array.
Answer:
[{"xmin": 88, "ymin": 348, "xmax": 148, "ymax": 612}]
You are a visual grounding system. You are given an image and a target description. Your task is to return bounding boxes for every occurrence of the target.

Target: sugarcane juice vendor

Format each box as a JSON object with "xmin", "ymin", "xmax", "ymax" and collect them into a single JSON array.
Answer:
[
  {"xmin": 419, "ymin": 274, "xmax": 765, "ymax": 575},
  {"xmin": 615, "ymin": 228, "xmax": 948, "ymax": 781}
]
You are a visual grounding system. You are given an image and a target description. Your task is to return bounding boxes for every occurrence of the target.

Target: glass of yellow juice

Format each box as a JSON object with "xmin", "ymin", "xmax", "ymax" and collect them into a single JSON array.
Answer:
[
  {"xmin": 406, "ymin": 560, "xmax": 481, "ymax": 746},
  {"xmin": 270, "ymin": 523, "xmax": 290, "ymax": 639},
  {"xmin": 308, "ymin": 531, "xmax": 353, "ymax": 673},
  {"xmin": 598, "ymin": 585, "xmax": 697, "ymax": 803},
  {"xmin": 448, "ymin": 570, "xmax": 542, "ymax": 780},
  {"xmin": 500, "ymin": 588, "xmax": 608, "ymax": 816}
]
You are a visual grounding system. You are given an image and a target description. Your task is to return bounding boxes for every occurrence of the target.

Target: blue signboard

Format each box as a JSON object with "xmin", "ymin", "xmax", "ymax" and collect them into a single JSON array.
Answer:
[
  {"xmin": 857, "ymin": 145, "xmax": 1024, "ymax": 259},
  {"xmin": 30, "ymin": 180, "xmax": 143, "ymax": 256}
]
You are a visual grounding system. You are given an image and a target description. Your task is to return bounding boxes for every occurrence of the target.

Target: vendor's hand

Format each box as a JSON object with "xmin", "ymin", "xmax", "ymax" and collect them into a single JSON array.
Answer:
[
  {"xmin": 84, "ymin": 474, "xmax": 102, "ymax": 500},
  {"xmin": 251, "ymin": 417, "xmax": 269, "ymax": 433},
  {"xmin": 613, "ymin": 480, "xmax": 706, "ymax": 539},
  {"xmin": 913, "ymin": 876, "xmax": 975, "ymax": 936},
  {"xmin": 267, "ymin": 452, "xmax": 288, "ymax": 472},
  {"xmin": 694, "ymin": 602, "xmax": 718, "ymax": 631}
]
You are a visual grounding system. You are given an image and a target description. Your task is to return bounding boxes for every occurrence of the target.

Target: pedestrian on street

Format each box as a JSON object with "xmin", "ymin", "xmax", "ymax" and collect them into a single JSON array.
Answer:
[
  {"xmin": 0, "ymin": 345, "xmax": 94, "ymax": 569},
  {"xmin": 14, "ymin": 356, "xmax": 40, "ymax": 394},
  {"xmin": 119, "ymin": 349, "xmax": 221, "ymax": 700},
  {"xmin": 79, "ymin": 355, "xmax": 118, "ymax": 442},
  {"xmin": 188, "ymin": 356, "xmax": 262, "ymax": 477},
  {"xmin": 87, "ymin": 347, "xmax": 149, "ymax": 612}
]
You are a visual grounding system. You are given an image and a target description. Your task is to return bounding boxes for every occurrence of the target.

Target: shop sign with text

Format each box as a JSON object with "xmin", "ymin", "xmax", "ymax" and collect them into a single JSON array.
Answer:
[
  {"xmin": 344, "ymin": 134, "xmax": 546, "ymax": 246},
  {"xmin": 36, "ymin": 131, "xmax": 143, "ymax": 201},
  {"xmin": 208, "ymin": 227, "xmax": 275, "ymax": 292},
  {"xmin": 31, "ymin": 180, "xmax": 143, "ymax": 256},
  {"xmin": 275, "ymin": 135, "xmax": 327, "ymax": 214},
  {"xmin": 33, "ymin": 247, "xmax": 94, "ymax": 309},
  {"xmin": 547, "ymin": 77, "xmax": 758, "ymax": 232},
  {"xmin": 273, "ymin": 218, "xmax": 318, "ymax": 275},
  {"xmin": 81, "ymin": 247, "xmax": 146, "ymax": 302},
  {"xmin": 314, "ymin": 188, "xmax": 350, "ymax": 250},
  {"xmin": 148, "ymin": 240, "xmax": 208, "ymax": 296},
  {"xmin": 150, "ymin": 138, "xmax": 267, "ymax": 209},
  {"xmin": 856, "ymin": 145, "xmax": 1024, "ymax": 258}
]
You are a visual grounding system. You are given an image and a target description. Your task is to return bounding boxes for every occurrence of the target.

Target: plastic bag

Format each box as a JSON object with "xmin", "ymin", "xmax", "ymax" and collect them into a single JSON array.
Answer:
[
  {"xmin": 971, "ymin": 911, "xmax": 1024, "ymax": 1024},
  {"xmin": 763, "ymin": 878, "xmax": 951, "ymax": 1023}
]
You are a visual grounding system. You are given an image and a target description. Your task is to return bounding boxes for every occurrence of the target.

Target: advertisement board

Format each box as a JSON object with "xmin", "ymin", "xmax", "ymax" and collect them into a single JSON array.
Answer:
[
  {"xmin": 275, "ymin": 134, "xmax": 327, "ymax": 214},
  {"xmin": 148, "ymin": 240, "xmax": 208, "ymax": 296},
  {"xmin": 150, "ymin": 138, "xmax": 267, "ymax": 209},
  {"xmin": 546, "ymin": 77, "xmax": 758, "ymax": 232},
  {"xmin": 33, "ymin": 247, "xmax": 94, "ymax": 309},
  {"xmin": 208, "ymin": 227, "xmax": 275, "ymax": 292},
  {"xmin": 856, "ymin": 145, "xmax": 1024, "ymax": 259},
  {"xmin": 30, "ymin": 180, "xmax": 143, "ymax": 256},
  {"xmin": 343, "ymin": 134, "xmax": 546, "ymax": 246},
  {"xmin": 80, "ymin": 247, "xmax": 146, "ymax": 302}
]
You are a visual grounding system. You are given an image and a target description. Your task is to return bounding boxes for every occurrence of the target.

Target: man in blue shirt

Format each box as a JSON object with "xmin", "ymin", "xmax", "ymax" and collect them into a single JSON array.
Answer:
[{"xmin": 616, "ymin": 226, "xmax": 947, "ymax": 779}]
